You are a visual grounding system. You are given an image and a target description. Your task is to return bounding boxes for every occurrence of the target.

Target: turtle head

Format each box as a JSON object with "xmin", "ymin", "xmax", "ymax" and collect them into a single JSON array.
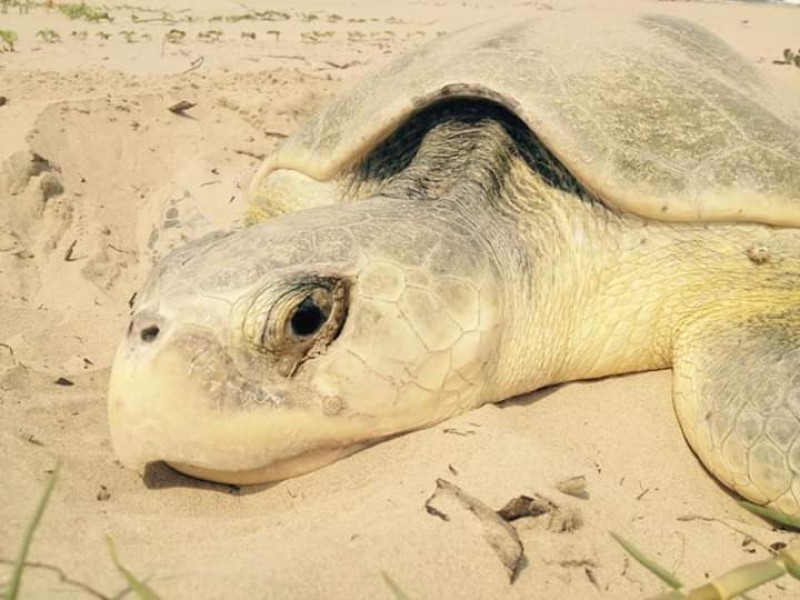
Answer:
[{"xmin": 109, "ymin": 198, "xmax": 503, "ymax": 484}]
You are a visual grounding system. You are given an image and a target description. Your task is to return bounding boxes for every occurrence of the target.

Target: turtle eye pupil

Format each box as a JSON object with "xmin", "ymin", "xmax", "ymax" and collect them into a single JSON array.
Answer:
[{"xmin": 290, "ymin": 296, "xmax": 328, "ymax": 337}]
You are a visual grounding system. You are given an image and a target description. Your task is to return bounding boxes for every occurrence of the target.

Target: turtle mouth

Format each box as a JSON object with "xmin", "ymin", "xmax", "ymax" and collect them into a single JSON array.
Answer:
[
  {"xmin": 107, "ymin": 327, "xmax": 379, "ymax": 484},
  {"xmin": 166, "ymin": 444, "xmax": 366, "ymax": 485}
]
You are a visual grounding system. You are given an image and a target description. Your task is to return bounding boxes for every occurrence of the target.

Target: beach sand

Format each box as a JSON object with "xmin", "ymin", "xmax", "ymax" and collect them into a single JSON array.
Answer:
[{"xmin": 1, "ymin": 1, "xmax": 799, "ymax": 598}]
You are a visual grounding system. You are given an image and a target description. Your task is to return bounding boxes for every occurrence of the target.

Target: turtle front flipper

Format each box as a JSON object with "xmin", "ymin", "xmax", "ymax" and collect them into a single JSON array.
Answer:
[{"xmin": 672, "ymin": 310, "xmax": 800, "ymax": 518}]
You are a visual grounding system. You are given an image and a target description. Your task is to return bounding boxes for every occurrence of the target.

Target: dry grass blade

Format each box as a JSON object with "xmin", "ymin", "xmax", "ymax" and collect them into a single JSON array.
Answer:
[
  {"xmin": 106, "ymin": 537, "xmax": 162, "ymax": 600},
  {"xmin": 5, "ymin": 463, "xmax": 60, "ymax": 600}
]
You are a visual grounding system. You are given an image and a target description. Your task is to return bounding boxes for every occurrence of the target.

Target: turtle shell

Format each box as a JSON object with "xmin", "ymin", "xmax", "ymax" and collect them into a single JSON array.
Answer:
[{"xmin": 250, "ymin": 10, "xmax": 800, "ymax": 226}]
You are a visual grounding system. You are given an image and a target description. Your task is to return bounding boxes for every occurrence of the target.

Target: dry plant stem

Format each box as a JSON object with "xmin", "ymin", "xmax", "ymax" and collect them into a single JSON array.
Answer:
[{"xmin": 0, "ymin": 559, "xmax": 109, "ymax": 599}]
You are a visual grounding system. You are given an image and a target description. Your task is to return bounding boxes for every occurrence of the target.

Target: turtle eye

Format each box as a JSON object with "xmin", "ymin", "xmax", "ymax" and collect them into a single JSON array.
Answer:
[
  {"xmin": 249, "ymin": 278, "xmax": 349, "ymax": 378},
  {"xmin": 289, "ymin": 292, "xmax": 331, "ymax": 338}
]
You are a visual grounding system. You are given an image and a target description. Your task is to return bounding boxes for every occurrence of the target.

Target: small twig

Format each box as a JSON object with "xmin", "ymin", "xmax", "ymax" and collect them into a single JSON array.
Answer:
[
  {"xmin": 107, "ymin": 243, "xmax": 133, "ymax": 254},
  {"xmin": 180, "ymin": 56, "xmax": 204, "ymax": 74},
  {"xmin": 64, "ymin": 239, "xmax": 78, "ymax": 261},
  {"xmin": 323, "ymin": 60, "xmax": 359, "ymax": 69},
  {"xmin": 0, "ymin": 558, "xmax": 110, "ymax": 599},
  {"xmin": 233, "ymin": 149, "xmax": 266, "ymax": 160},
  {"xmin": 267, "ymin": 54, "xmax": 307, "ymax": 61},
  {"xmin": 677, "ymin": 514, "xmax": 773, "ymax": 553},
  {"xmin": 442, "ymin": 427, "xmax": 475, "ymax": 436},
  {"xmin": 132, "ymin": 16, "xmax": 177, "ymax": 24}
]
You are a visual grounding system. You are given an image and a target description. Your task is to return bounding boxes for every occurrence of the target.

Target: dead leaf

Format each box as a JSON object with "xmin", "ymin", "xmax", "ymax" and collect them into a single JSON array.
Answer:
[{"xmin": 425, "ymin": 479, "xmax": 524, "ymax": 582}]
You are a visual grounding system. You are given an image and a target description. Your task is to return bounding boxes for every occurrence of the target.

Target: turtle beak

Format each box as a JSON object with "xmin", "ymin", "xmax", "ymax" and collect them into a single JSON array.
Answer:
[{"xmin": 107, "ymin": 313, "xmax": 370, "ymax": 485}]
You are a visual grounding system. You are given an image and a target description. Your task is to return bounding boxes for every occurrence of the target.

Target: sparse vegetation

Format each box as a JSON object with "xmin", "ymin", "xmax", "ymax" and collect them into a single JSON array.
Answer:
[
  {"xmin": 198, "ymin": 29, "xmax": 222, "ymax": 42},
  {"xmin": 0, "ymin": 29, "xmax": 17, "ymax": 51},
  {"xmin": 119, "ymin": 30, "xmax": 137, "ymax": 43},
  {"xmin": 212, "ymin": 9, "xmax": 290, "ymax": 23},
  {"xmin": 107, "ymin": 537, "xmax": 164, "ymax": 599},
  {"xmin": 130, "ymin": 11, "xmax": 174, "ymax": 24},
  {"xmin": 164, "ymin": 28, "xmax": 185, "ymax": 44},
  {"xmin": 95, "ymin": 30, "xmax": 111, "ymax": 40},
  {"xmin": 58, "ymin": 2, "xmax": 112, "ymax": 23},
  {"xmin": 612, "ymin": 501, "xmax": 800, "ymax": 600},
  {"xmin": 1, "ymin": 0, "xmax": 32, "ymax": 15},
  {"xmin": 36, "ymin": 28, "xmax": 61, "ymax": 43},
  {"xmin": 301, "ymin": 30, "xmax": 334, "ymax": 44},
  {"xmin": 4, "ymin": 464, "xmax": 59, "ymax": 599},
  {"xmin": 773, "ymin": 47, "xmax": 800, "ymax": 68},
  {"xmin": 5, "ymin": 465, "xmax": 164, "ymax": 599}
]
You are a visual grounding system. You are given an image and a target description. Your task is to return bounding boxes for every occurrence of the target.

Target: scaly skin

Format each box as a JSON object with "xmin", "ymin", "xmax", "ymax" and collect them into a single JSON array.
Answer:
[{"xmin": 109, "ymin": 103, "xmax": 800, "ymax": 519}]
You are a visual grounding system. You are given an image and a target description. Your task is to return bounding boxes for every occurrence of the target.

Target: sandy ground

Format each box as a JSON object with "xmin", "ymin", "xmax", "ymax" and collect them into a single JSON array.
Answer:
[{"xmin": 1, "ymin": 0, "xmax": 799, "ymax": 598}]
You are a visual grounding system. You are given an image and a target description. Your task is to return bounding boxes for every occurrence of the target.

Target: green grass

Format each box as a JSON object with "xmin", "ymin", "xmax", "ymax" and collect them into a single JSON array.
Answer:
[
  {"xmin": 738, "ymin": 501, "xmax": 800, "ymax": 531},
  {"xmin": 611, "ymin": 511, "xmax": 800, "ymax": 600},
  {"xmin": 107, "ymin": 537, "xmax": 163, "ymax": 600},
  {"xmin": 381, "ymin": 572, "xmax": 413, "ymax": 600},
  {"xmin": 0, "ymin": 29, "xmax": 17, "ymax": 51},
  {"xmin": 6, "ymin": 466, "xmax": 797, "ymax": 599},
  {"xmin": 4, "ymin": 463, "xmax": 160, "ymax": 599},
  {"xmin": 4, "ymin": 464, "xmax": 60, "ymax": 600},
  {"xmin": 58, "ymin": 2, "xmax": 112, "ymax": 23},
  {"xmin": 609, "ymin": 532, "xmax": 683, "ymax": 591}
]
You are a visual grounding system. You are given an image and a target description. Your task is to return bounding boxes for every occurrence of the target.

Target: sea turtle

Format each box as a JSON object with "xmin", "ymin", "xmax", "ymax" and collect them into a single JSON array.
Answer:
[{"xmin": 109, "ymin": 10, "xmax": 800, "ymax": 521}]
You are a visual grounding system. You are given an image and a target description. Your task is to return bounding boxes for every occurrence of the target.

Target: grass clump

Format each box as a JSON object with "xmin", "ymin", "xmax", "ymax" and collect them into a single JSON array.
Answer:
[
  {"xmin": 164, "ymin": 29, "xmax": 185, "ymax": 44},
  {"xmin": 35, "ymin": 29, "xmax": 61, "ymax": 43},
  {"xmin": 0, "ymin": 29, "xmax": 17, "ymax": 51},
  {"xmin": 213, "ymin": 9, "xmax": 290, "ymax": 23},
  {"xmin": 198, "ymin": 29, "xmax": 222, "ymax": 42},
  {"xmin": 58, "ymin": 2, "xmax": 112, "ymax": 22}
]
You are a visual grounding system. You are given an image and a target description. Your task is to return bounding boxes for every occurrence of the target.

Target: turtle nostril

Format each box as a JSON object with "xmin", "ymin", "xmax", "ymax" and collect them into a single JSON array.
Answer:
[{"xmin": 140, "ymin": 325, "xmax": 160, "ymax": 343}]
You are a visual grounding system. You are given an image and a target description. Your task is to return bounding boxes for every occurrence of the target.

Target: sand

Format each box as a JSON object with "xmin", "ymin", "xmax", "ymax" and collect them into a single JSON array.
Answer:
[{"xmin": 1, "ymin": 0, "xmax": 799, "ymax": 598}]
